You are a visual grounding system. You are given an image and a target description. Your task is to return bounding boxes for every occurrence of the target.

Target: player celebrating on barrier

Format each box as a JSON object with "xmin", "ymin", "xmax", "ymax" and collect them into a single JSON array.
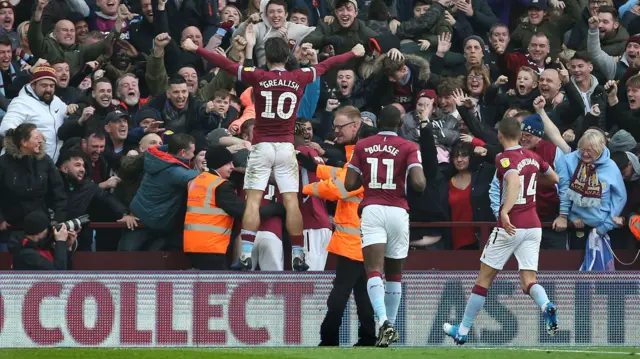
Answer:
[
  {"xmin": 182, "ymin": 29, "xmax": 365, "ymax": 271},
  {"xmin": 443, "ymin": 116, "xmax": 560, "ymax": 345},
  {"xmin": 345, "ymin": 105, "xmax": 426, "ymax": 347}
]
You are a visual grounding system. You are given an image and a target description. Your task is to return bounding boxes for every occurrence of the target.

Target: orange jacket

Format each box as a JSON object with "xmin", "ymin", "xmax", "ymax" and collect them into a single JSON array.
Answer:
[
  {"xmin": 184, "ymin": 173, "xmax": 234, "ymax": 254},
  {"xmin": 303, "ymin": 145, "xmax": 364, "ymax": 262},
  {"xmin": 228, "ymin": 87, "xmax": 255, "ymax": 134}
]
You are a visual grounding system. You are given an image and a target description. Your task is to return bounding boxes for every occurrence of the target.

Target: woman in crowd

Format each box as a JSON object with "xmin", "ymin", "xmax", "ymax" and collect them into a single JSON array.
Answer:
[
  {"xmin": 0, "ymin": 123, "xmax": 67, "ymax": 251},
  {"xmin": 441, "ymin": 142, "xmax": 495, "ymax": 250},
  {"xmin": 553, "ymin": 129, "xmax": 627, "ymax": 249}
]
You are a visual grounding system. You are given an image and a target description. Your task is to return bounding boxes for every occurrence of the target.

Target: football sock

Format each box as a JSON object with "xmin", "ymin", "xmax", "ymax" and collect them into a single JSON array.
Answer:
[
  {"xmin": 290, "ymin": 234, "xmax": 304, "ymax": 248},
  {"xmin": 459, "ymin": 285, "xmax": 488, "ymax": 336},
  {"xmin": 385, "ymin": 274, "xmax": 402, "ymax": 327},
  {"xmin": 526, "ymin": 283, "xmax": 550, "ymax": 312},
  {"xmin": 367, "ymin": 272, "xmax": 388, "ymax": 324},
  {"xmin": 240, "ymin": 230, "xmax": 256, "ymax": 257},
  {"xmin": 240, "ymin": 230, "xmax": 256, "ymax": 243}
]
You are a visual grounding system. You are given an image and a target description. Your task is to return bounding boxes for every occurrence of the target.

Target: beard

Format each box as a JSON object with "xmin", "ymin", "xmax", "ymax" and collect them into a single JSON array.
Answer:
[{"xmin": 39, "ymin": 92, "xmax": 53, "ymax": 104}]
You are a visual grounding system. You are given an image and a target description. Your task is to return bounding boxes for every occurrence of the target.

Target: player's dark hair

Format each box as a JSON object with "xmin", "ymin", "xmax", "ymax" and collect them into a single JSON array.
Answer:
[
  {"xmin": 264, "ymin": 37, "xmax": 289, "ymax": 65},
  {"xmin": 382, "ymin": 56, "xmax": 405, "ymax": 77},
  {"xmin": 378, "ymin": 105, "xmax": 402, "ymax": 131},
  {"xmin": 498, "ymin": 116, "xmax": 522, "ymax": 140},
  {"xmin": 92, "ymin": 77, "xmax": 112, "ymax": 91},
  {"xmin": 571, "ymin": 51, "xmax": 592, "ymax": 64},
  {"xmin": 168, "ymin": 133, "xmax": 195, "ymax": 155},
  {"xmin": 84, "ymin": 130, "xmax": 106, "ymax": 143},
  {"xmin": 413, "ymin": 0, "xmax": 431, "ymax": 8},
  {"xmin": 290, "ymin": 6, "xmax": 309, "ymax": 17},
  {"xmin": 0, "ymin": 34, "xmax": 12, "ymax": 48},
  {"xmin": 266, "ymin": 0, "xmax": 288, "ymax": 12},
  {"xmin": 167, "ymin": 75, "xmax": 187, "ymax": 89},
  {"xmin": 598, "ymin": 6, "xmax": 619, "ymax": 21}
]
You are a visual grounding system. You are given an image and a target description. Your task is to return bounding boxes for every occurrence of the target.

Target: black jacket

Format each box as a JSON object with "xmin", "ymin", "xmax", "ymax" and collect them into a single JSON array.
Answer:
[
  {"xmin": 128, "ymin": 18, "xmax": 156, "ymax": 56},
  {"xmin": 59, "ymin": 101, "xmax": 121, "ymax": 141},
  {"xmin": 62, "ymin": 174, "xmax": 128, "ymax": 251},
  {"xmin": 9, "ymin": 235, "xmax": 68, "ymax": 270},
  {"xmin": 55, "ymin": 86, "xmax": 87, "ymax": 107},
  {"xmin": 146, "ymin": 93, "xmax": 207, "ymax": 136},
  {"xmin": 0, "ymin": 135, "xmax": 67, "ymax": 227}
]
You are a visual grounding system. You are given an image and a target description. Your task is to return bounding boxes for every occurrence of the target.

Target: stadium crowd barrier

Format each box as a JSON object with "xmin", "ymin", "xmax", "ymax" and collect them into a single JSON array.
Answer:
[
  {"xmin": 0, "ymin": 272, "xmax": 637, "ymax": 347},
  {"xmin": 1, "ymin": 221, "xmax": 640, "ymax": 271}
]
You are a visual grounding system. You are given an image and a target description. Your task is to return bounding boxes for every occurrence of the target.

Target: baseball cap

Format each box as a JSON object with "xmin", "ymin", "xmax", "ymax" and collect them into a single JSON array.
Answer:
[
  {"xmin": 105, "ymin": 110, "xmax": 129, "ymax": 123},
  {"xmin": 528, "ymin": 0, "xmax": 548, "ymax": 10}
]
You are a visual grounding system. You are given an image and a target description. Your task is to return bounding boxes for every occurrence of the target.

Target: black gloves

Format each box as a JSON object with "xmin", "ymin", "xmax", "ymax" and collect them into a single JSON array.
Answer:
[{"xmin": 297, "ymin": 153, "xmax": 318, "ymax": 173}]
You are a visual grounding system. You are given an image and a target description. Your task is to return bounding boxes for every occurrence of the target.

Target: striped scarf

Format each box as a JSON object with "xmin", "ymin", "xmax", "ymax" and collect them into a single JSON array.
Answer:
[{"xmin": 0, "ymin": 63, "xmax": 16, "ymax": 96}]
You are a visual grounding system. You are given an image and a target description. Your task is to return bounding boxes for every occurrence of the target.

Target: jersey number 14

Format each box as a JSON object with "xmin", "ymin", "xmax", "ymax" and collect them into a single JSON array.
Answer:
[
  {"xmin": 261, "ymin": 91, "xmax": 297, "ymax": 119},
  {"xmin": 515, "ymin": 174, "xmax": 537, "ymax": 205}
]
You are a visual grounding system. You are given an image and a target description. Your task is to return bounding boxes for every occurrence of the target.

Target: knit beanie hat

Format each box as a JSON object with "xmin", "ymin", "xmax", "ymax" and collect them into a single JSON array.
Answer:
[
  {"xmin": 463, "ymin": 35, "xmax": 485, "ymax": 51},
  {"xmin": 30, "ymin": 66, "xmax": 57, "ymax": 84},
  {"xmin": 521, "ymin": 114, "xmax": 544, "ymax": 138},
  {"xmin": 360, "ymin": 111, "xmax": 377, "ymax": 127},
  {"xmin": 610, "ymin": 129, "xmax": 637, "ymax": 153},
  {"xmin": 206, "ymin": 145, "xmax": 234, "ymax": 171},
  {"xmin": 416, "ymin": 89, "xmax": 438, "ymax": 107},
  {"xmin": 627, "ymin": 35, "xmax": 640, "ymax": 48},
  {"xmin": 24, "ymin": 211, "xmax": 51, "ymax": 235}
]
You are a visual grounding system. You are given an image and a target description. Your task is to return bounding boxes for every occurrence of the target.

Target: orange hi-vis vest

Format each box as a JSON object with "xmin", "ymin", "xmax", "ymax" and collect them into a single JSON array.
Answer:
[
  {"xmin": 184, "ymin": 172, "xmax": 234, "ymax": 254},
  {"xmin": 303, "ymin": 145, "xmax": 364, "ymax": 262}
]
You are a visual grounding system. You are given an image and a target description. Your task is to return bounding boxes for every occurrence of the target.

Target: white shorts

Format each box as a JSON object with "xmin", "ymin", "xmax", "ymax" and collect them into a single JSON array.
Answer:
[
  {"xmin": 244, "ymin": 142, "xmax": 299, "ymax": 193},
  {"xmin": 251, "ymin": 231, "xmax": 284, "ymax": 271},
  {"xmin": 481, "ymin": 227, "xmax": 542, "ymax": 271},
  {"xmin": 304, "ymin": 228, "xmax": 332, "ymax": 270},
  {"xmin": 360, "ymin": 205, "xmax": 410, "ymax": 259}
]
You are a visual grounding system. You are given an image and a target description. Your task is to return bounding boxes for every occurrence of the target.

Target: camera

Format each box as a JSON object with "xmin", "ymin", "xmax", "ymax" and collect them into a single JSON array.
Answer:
[{"xmin": 54, "ymin": 214, "xmax": 90, "ymax": 232}]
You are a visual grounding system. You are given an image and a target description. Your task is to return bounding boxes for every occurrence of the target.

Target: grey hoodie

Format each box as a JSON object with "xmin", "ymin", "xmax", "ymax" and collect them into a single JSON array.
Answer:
[
  {"xmin": 234, "ymin": 0, "xmax": 315, "ymax": 67},
  {"xmin": 570, "ymin": 74, "xmax": 599, "ymax": 113}
]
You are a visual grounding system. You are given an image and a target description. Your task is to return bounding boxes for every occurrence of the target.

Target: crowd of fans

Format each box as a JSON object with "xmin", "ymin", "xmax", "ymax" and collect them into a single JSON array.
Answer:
[{"xmin": 0, "ymin": 0, "xmax": 639, "ymax": 269}]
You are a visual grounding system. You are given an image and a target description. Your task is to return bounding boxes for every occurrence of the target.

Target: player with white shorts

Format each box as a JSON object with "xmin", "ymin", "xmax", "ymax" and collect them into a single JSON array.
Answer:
[
  {"xmin": 360, "ymin": 205, "xmax": 410, "ymax": 260},
  {"xmin": 345, "ymin": 105, "xmax": 426, "ymax": 347},
  {"xmin": 444, "ymin": 116, "xmax": 560, "ymax": 345}
]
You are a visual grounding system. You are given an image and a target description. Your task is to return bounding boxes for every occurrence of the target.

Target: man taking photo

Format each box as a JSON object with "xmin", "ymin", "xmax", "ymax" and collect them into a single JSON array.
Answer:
[{"xmin": 9, "ymin": 211, "xmax": 77, "ymax": 270}]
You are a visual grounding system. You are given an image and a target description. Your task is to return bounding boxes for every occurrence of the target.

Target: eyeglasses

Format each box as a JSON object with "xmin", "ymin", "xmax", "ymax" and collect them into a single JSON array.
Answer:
[
  {"xmin": 469, "ymin": 75, "xmax": 483, "ymax": 81},
  {"xmin": 332, "ymin": 121, "xmax": 355, "ymax": 131}
]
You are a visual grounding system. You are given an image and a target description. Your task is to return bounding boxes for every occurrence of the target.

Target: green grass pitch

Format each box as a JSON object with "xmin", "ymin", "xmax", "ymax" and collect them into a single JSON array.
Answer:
[{"xmin": 2, "ymin": 348, "xmax": 639, "ymax": 358}]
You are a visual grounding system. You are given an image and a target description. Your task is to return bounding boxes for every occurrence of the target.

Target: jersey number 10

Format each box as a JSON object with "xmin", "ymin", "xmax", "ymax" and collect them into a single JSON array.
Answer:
[
  {"xmin": 261, "ymin": 91, "xmax": 297, "ymax": 120},
  {"xmin": 514, "ymin": 174, "xmax": 537, "ymax": 205},
  {"xmin": 367, "ymin": 158, "xmax": 397, "ymax": 190}
]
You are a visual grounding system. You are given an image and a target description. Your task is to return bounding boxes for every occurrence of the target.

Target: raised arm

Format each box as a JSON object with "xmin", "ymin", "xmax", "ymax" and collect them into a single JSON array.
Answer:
[
  {"xmin": 311, "ymin": 44, "xmax": 361, "ymax": 77},
  {"xmin": 533, "ymin": 96, "xmax": 571, "ymax": 154}
]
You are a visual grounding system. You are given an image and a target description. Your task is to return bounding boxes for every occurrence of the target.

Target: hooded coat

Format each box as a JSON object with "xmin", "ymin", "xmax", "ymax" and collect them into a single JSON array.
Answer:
[
  {"xmin": 558, "ymin": 148, "xmax": 627, "ymax": 235},
  {"xmin": 130, "ymin": 145, "xmax": 200, "ymax": 231},
  {"xmin": 0, "ymin": 84, "xmax": 67, "ymax": 163},
  {"xmin": 364, "ymin": 53, "xmax": 438, "ymax": 114},
  {"xmin": 0, "ymin": 134, "xmax": 67, "ymax": 227}
]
